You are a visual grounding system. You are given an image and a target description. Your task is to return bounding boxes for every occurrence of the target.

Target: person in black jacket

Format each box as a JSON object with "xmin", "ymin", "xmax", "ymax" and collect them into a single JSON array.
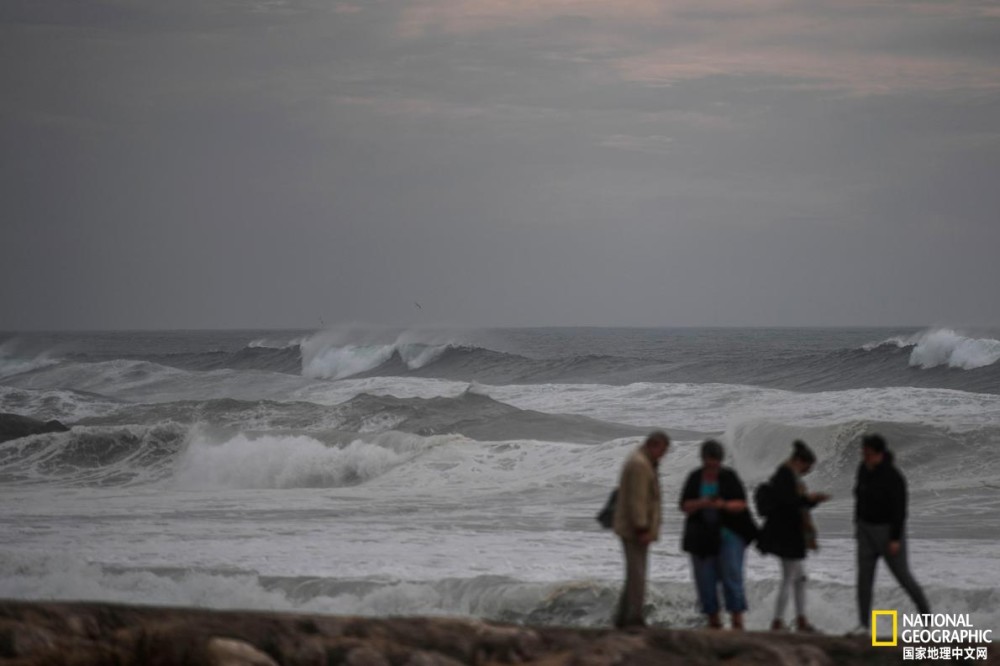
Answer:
[
  {"xmin": 680, "ymin": 440, "xmax": 758, "ymax": 630},
  {"xmin": 855, "ymin": 433, "xmax": 931, "ymax": 631},
  {"xmin": 758, "ymin": 441, "xmax": 830, "ymax": 632}
]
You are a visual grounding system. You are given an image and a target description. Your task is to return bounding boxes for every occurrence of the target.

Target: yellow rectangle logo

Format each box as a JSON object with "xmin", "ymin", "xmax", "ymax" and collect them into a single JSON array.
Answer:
[{"xmin": 872, "ymin": 610, "xmax": 898, "ymax": 646}]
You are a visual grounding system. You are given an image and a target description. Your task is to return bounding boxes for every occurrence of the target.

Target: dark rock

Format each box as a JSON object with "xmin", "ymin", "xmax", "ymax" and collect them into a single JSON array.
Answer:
[
  {"xmin": 0, "ymin": 414, "xmax": 70, "ymax": 444},
  {"xmin": 0, "ymin": 600, "xmax": 993, "ymax": 666},
  {"xmin": 0, "ymin": 620, "xmax": 56, "ymax": 658},
  {"xmin": 205, "ymin": 637, "xmax": 278, "ymax": 666},
  {"xmin": 344, "ymin": 645, "xmax": 391, "ymax": 666}
]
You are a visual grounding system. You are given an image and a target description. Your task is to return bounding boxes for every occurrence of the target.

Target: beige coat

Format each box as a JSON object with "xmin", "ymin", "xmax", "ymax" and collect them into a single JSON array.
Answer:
[{"xmin": 613, "ymin": 447, "xmax": 662, "ymax": 541}]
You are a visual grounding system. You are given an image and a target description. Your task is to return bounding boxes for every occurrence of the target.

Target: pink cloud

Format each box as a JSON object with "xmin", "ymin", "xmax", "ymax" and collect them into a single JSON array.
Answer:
[
  {"xmin": 396, "ymin": 0, "xmax": 673, "ymax": 38},
  {"xmin": 394, "ymin": 0, "xmax": 1000, "ymax": 94},
  {"xmin": 618, "ymin": 47, "xmax": 1000, "ymax": 94}
]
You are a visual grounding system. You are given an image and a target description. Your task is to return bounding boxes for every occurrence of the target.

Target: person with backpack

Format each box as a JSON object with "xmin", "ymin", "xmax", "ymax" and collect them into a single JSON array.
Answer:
[
  {"xmin": 611, "ymin": 431, "xmax": 671, "ymax": 629},
  {"xmin": 756, "ymin": 440, "xmax": 830, "ymax": 632},
  {"xmin": 679, "ymin": 440, "xmax": 758, "ymax": 630},
  {"xmin": 854, "ymin": 433, "xmax": 931, "ymax": 632}
]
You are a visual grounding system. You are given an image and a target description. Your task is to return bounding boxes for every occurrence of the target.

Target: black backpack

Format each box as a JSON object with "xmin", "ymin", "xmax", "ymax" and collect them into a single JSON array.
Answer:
[
  {"xmin": 596, "ymin": 489, "xmax": 618, "ymax": 529},
  {"xmin": 754, "ymin": 482, "xmax": 775, "ymax": 518}
]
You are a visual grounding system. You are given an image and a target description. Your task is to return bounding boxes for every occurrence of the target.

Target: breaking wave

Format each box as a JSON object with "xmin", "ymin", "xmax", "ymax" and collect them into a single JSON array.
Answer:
[
  {"xmin": 302, "ymin": 342, "xmax": 451, "ymax": 380},
  {"xmin": 0, "ymin": 390, "xmax": 652, "ymax": 488},
  {"xmin": 0, "ymin": 340, "xmax": 61, "ymax": 379},
  {"xmin": 299, "ymin": 328, "xmax": 478, "ymax": 380},
  {"xmin": 173, "ymin": 430, "xmax": 454, "ymax": 490},
  {"xmin": 0, "ymin": 424, "xmax": 459, "ymax": 489},
  {"xmin": 864, "ymin": 328, "xmax": 1000, "ymax": 371}
]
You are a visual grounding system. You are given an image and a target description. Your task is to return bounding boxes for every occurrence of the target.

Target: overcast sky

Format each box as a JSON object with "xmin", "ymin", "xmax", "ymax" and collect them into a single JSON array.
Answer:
[{"xmin": 2, "ymin": 0, "xmax": 999, "ymax": 329}]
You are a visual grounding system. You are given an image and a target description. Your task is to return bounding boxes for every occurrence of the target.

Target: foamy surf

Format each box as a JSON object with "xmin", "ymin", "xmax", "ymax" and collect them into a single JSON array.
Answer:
[{"xmin": 2, "ymin": 539, "xmax": 998, "ymax": 633}]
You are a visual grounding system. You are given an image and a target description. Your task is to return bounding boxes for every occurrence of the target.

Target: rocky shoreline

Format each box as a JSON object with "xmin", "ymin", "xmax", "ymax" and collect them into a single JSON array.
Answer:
[{"xmin": 0, "ymin": 600, "xmax": 966, "ymax": 665}]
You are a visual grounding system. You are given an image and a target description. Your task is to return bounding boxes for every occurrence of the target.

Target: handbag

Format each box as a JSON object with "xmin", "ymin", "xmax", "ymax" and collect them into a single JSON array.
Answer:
[{"xmin": 596, "ymin": 489, "xmax": 617, "ymax": 529}]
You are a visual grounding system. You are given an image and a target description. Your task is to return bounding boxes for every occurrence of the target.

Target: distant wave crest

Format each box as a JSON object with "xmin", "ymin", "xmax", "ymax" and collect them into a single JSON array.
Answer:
[
  {"xmin": 247, "ymin": 336, "xmax": 305, "ymax": 350},
  {"xmin": 300, "ymin": 329, "xmax": 465, "ymax": 380},
  {"xmin": 863, "ymin": 328, "xmax": 1000, "ymax": 370},
  {"xmin": 0, "ymin": 340, "xmax": 61, "ymax": 379},
  {"xmin": 301, "ymin": 342, "xmax": 454, "ymax": 379}
]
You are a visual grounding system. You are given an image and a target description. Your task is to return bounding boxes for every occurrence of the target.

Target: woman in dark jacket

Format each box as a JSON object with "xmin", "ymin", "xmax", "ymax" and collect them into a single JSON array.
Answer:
[
  {"xmin": 854, "ymin": 433, "xmax": 930, "ymax": 632},
  {"xmin": 679, "ymin": 440, "xmax": 758, "ymax": 630},
  {"xmin": 758, "ymin": 440, "xmax": 829, "ymax": 632}
]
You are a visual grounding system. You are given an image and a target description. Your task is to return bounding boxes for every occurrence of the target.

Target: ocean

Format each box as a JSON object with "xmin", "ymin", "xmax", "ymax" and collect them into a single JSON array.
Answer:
[{"xmin": 1, "ymin": 326, "xmax": 999, "ymax": 632}]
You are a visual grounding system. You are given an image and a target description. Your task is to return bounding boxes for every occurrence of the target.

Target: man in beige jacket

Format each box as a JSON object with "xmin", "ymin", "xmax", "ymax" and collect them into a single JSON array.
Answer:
[{"xmin": 613, "ymin": 431, "xmax": 670, "ymax": 629}]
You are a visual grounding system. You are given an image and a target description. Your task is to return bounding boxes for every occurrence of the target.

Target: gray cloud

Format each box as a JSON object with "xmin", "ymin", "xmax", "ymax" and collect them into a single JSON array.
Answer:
[{"xmin": 1, "ymin": 0, "xmax": 998, "ymax": 328}]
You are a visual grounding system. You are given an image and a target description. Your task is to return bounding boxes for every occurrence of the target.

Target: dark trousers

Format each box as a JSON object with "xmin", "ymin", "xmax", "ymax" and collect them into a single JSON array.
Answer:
[
  {"xmin": 856, "ymin": 521, "xmax": 931, "ymax": 628},
  {"xmin": 615, "ymin": 538, "xmax": 649, "ymax": 628}
]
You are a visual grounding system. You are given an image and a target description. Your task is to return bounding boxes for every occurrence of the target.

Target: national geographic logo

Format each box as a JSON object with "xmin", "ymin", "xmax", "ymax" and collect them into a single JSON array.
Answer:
[
  {"xmin": 872, "ymin": 610, "xmax": 898, "ymax": 647},
  {"xmin": 871, "ymin": 611, "xmax": 992, "ymax": 661}
]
